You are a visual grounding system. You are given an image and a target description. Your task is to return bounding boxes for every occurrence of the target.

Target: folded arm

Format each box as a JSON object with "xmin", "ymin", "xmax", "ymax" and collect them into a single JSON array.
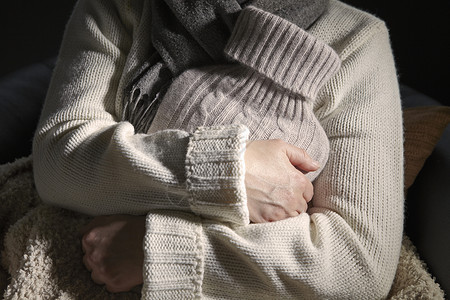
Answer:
[
  {"xmin": 142, "ymin": 4, "xmax": 404, "ymax": 299},
  {"xmin": 33, "ymin": 0, "xmax": 252, "ymax": 225},
  {"xmin": 33, "ymin": 0, "xmax": 319, "ymax": 227}
]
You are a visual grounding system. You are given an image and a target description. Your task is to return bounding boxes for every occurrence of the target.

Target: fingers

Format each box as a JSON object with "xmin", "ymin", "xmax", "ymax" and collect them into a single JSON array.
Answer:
[
  {"xmin": 81, "ymin": 228, "xmax": 99, "ymax": 273},
  {"xmin": 78, "ymin": 221, "xmax": 94, "ymax": 237},
  {"xmin": 288, "ymin": 210, "xmax": 301, "ymax": 218},
  {"xmin": 82, "ymin": 247, "xmax": 108, "ymax": 287},
  {"xmin": 78, "ymin": 216, "xmax": 106, "ymax": 237},
  {"xmin": 293, "ymin": 195, "xmax": 309, "ymax": 214},
  {"xmin": 245, "ymin": 139, "xmax": 318, "ymax": 224},
  {"xmin": 284, "ymin": 173, "xmax": 313, "ymax": 217},
  {"xmin": 291, "ymin": 169, "xmax": 314, "ymax": 199},
  {"xmin": 283, "ymin": 141, "xmax": 320, "ymax": 172},
  {"xmin": 302, "ymin": 178, "xmax": 314, "ymax": 203},
  {"xmin": 91, "ymin": 273, "xmax": 106, "ymax": 286}
]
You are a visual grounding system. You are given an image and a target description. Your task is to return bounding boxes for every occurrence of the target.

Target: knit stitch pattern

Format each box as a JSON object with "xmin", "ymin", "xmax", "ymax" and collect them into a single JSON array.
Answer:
[
  {"xmin": 1, "ymin": 157, "xmax": 443, "ymax": 299},
  {"xmin": 149, "ymin": 7, "xmax": 340, "ymax": 183},
  {"xmin": 31, "ymin": 0, "xmax": 405, "ymax": 298},
  {"xmin": 146, "ymin": 1, "xmax": 405, "ymax": 298}
]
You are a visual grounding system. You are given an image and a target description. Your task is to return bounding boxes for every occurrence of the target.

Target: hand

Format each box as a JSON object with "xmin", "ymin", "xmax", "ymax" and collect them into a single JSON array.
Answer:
[
  {"xmin": 80, "ymin": 215, "xmax": 146, "ymax": 293},
  {"xmin": 244, "ymin": 139, "xmax": 319, "ymax": 223}
]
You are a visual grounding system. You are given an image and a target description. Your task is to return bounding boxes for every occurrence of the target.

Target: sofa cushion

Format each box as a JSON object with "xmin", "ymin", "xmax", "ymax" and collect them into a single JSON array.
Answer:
[
  {"xmin": 403, "ymin": 106, "xmax": 450, "ymax": 190},
  {"xmin": 400, "ymin": 84, "xmax": 450, "ymax": 295}
]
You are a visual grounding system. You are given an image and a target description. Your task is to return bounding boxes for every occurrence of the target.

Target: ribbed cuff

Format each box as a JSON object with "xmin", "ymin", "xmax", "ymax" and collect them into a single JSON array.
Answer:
[
  {"xmin": 142, "ymin": 211, "xmax": 203, "ymax": 299},
  {"xmin": 186, "ymin": 124, "xmax": 250, "ymax": 225},
  {"xmin": 225, "ymin": 6, "xmax": 341, "ymax": 100}
]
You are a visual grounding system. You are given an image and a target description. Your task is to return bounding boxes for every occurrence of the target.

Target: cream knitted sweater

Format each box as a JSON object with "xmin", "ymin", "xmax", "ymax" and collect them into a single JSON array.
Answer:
[{"xmin": 33, "ymin": 0, "xmax": 404, "ymax": 299}]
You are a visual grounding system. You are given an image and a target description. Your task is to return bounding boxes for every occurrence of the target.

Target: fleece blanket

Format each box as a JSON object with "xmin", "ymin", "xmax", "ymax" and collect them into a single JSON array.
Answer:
[{"xmin": 0, "ymin": 156, "xmax": 445, "ymax": 299}]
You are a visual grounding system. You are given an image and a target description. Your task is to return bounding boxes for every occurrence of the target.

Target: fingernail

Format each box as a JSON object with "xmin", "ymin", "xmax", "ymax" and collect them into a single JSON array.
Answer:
[{"xmin": 311, "ymin": 160, "xmax": 320, "ymax": 168}]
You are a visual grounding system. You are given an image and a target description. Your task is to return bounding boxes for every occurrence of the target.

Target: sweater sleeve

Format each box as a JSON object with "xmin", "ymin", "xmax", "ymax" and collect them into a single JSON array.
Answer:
[
  {"xmin": 32, "ymin": 0, "xmax": 250, "ymax": 225},
  {"xmin": 142, "ymin": 4, "xmax": 404, "ymax": 299}
]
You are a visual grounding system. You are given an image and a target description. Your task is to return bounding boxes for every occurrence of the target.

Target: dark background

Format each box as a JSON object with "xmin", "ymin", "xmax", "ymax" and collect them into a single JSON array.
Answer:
[
  {"xmin": 0, "ymin": 1, "xmax": 77, "ymax": 77},
  {"xmin": 0, "ymin": 0, "xmax": 449, "ymax": 296},
  {"xmin": 1, "ymin": 0, "xmax": 449, "ymax": 105}
]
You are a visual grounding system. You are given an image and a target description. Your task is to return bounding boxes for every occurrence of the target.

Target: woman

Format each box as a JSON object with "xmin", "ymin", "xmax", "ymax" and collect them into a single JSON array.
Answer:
[{"xmin": 33, "ymin": 0, "xmax": 404, "ymax": 298}]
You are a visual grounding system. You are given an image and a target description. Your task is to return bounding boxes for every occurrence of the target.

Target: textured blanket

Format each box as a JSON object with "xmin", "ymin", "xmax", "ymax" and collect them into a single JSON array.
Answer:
[{"xmin": 0, "ymin": 156, "xmax": 444, "ymax": 299}]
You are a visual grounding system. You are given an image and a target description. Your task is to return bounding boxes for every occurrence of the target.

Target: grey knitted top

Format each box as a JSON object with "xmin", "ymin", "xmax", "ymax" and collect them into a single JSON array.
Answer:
[{"xmin": 149, "ymin": 6, "xmax": 341, "ymax": 180}]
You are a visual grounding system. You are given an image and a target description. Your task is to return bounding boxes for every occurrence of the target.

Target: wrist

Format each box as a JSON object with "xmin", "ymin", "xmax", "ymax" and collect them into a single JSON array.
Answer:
[{"xmin": 185, "ymin": 125, "xmax": 250, "ymax": 225}]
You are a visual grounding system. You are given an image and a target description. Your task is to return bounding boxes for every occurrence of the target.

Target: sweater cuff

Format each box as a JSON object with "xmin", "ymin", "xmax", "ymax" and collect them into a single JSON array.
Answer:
[
  {"xmin": 224, "ymin": 6, "xmax": 341, "ymax": 100},
  {"xmin": 142, "ymin": 211, "xmax": 203, "ymax": 298},
  {"xmin": 186, "ymin": 124, "xmax": 250, "ymax": 225}
]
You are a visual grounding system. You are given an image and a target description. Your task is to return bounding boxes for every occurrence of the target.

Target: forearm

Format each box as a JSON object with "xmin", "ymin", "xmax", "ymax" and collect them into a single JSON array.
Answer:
[
  {"xmin": 34, "ymin": 113, "xmax": 250, "ymax": 221},
  {"xmin": 33, "ymin": 0, "xmax": 250, "ymax": 225},
  {"xmin": 142, "ymin": 4, "xmax": 404, "ymax": 298}
]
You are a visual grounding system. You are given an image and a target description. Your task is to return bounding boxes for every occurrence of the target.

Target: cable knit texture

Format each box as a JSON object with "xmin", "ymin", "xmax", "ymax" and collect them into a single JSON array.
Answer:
[
  {"xmin": 145, "ymin": 1, "xmax": 404, "ymax": 298},
  {"xmin": 149, "ymin": 6, "xmax": 340, "ymax": 183},
  {"xmin": 33, "ymin": 0, "xmax": 251, "ymax": 225},
  {"xmin": 32, "ymin": 0, "xmax": 404, "ymax": 299}
]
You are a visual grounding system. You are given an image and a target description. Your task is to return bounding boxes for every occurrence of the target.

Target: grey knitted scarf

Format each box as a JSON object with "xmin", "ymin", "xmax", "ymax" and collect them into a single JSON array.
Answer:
[{"xmin": 123, "ymin": 0, "xmax": 329, "ymax": 133}]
